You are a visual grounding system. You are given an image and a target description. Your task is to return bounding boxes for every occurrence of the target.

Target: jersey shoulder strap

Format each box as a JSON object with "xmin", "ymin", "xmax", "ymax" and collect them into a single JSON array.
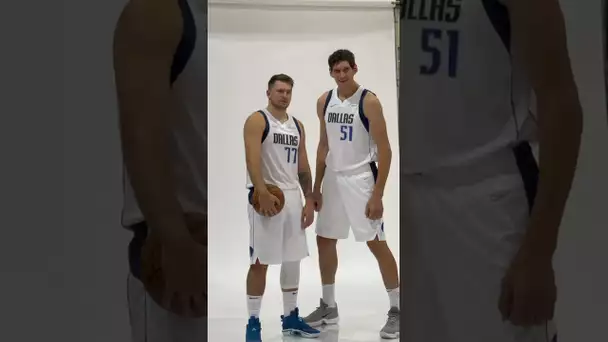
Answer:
[
  {"xmin": 257, "ymin": 110, "xmax": 270, "ymax": 143},
  {"xmin": 292, "ymin": 116, "xmax": 302, "ymax": 137},
  {"xmin": 358, "ymin": 89, "xmax": 375, "ymax": 133},
  {"xmin": 322, "ymin": 90, "xmax": 333, "ymax": 116}
]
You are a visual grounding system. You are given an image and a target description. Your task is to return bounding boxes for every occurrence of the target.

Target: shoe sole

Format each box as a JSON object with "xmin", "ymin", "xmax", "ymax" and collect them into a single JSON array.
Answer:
[
  {"xmin": 306, "ymin": 317, "xmax": 339, "ymax": 327},
  {"xmin": 380, "ymin": 331, "xmax": 399, "ymax": 339},
  {"xmin": 282, "ymin": 329, "xmax": 321, "ymax": 338}
]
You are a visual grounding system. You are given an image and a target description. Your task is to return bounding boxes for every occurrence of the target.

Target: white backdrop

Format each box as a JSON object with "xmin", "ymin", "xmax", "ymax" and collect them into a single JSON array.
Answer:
[{"xmin": 207, "ymin": 3, "xmax": 400, "ymax": 318}]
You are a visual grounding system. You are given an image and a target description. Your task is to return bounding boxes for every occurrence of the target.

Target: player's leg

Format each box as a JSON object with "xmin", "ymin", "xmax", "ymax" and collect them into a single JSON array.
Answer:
[
  {"xmin": 279, "ymin": 261, "xmax": 321, "ymax": 338},
  {"xmin": 277, "ymin": 189, "xmax": 320, "ymax": 337},
  {"xmin": 303, "ymin": 170, "xmax": 349, "ymax": 326},
  {"xmin": 340, "ymin": 164, "xmax": 400, "ymax": 339},
  {"xmin": 245, "ymin": 258, "xmax": 268, "ymax": 342},
  {"xmin": 245, "ymin": 189, "xmax": 287, "ymax": 342},
  {"xmin": 126, "ymin": 226, "xmax": 206, "ymax": 342}
]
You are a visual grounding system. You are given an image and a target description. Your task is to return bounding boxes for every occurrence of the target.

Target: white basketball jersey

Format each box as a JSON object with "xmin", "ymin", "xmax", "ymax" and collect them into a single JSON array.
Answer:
[
  {"xmin": 121, "ymin": 0, "xmax": 207, "ymax": 227},
  {"xmin": 246, "ymin": 109, "xmax": 302, "ymax": 190},
  {"xmin": 323, "ymin": 86, "xmax": 378, "ymax": 172},
  {"xmin": 399, "ymin": 0, "xmax": 537, "ymax": 173}
]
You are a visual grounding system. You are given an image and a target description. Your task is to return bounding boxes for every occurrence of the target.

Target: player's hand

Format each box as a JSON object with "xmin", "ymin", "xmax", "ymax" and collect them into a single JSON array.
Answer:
[
  {"xmin": 310, "ymin": 190, "xmax": 323, "ymax": 212},
  {"xmin": 301, "ymin": 197, "xmax": 315, "ymax": 228},
  {"xmin": 257, "ymin": 190, "xmax": 281, "ymax": 217},
  {"xmin": 498, "ymin": 247, "xmax": 556, "ymax": 327},
  {"xmin": 365, "ymin": 193, "xmax": 383, "ymax": 220},
  {"xmin": 161, "ymin": 237, "xmax": 207, "ymax": 317}
]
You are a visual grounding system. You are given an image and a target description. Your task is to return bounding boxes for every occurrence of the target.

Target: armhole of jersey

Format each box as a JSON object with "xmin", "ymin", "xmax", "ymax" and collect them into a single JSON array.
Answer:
[
  {"xmin": 359, "ymin": 89, "xmax": 371, "ymax": 132},
  {"xmin": 322, "ymin": 90, "xmax": 333, "ymax": 117},
  {"xmin": 481, "ymin": 0, "xmax": 511, "ymax": 52},
  {"xmin": 259, "ymin": 110, "xmax": 270, "ymax": 143},
  {"xmin": 293, "ymin": 117, "xmax": 302, "ymax": 137},
  {"xmin": 170, "ymin": 0, "xmax": 197, "ymax": 85}
]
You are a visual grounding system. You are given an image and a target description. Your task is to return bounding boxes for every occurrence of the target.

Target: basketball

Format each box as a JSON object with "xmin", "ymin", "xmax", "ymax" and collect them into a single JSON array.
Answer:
[
  {"xmin": 252, "ymin": 184, "xmax": 285, "ymax": 215},
  {"xmin": 140, "ymin": 213, "xmax": 208, "ymax": 318}
]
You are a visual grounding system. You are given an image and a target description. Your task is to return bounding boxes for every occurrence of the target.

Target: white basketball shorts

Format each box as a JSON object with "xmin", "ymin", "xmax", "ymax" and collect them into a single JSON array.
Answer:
[
  {"xmin": 400, "ymin": 145, "xmax": 557, "ymax": 342},
  {"xmin": 127, "ymin": 273, "xmax": 207, "ymax": 342},
  {"xmin": 316, "ymin": 162, "xmax": 386, "ymax": 242},
  {"xmin": 248, "ymin": 187, "xmax": 309, "ymax": 265}
]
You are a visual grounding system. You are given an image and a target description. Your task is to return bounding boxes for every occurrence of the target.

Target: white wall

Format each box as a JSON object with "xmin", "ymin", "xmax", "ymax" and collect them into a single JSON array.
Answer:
[{"xmin": 207, "ymin": 4, "xmax": 400, "ymax": 316}]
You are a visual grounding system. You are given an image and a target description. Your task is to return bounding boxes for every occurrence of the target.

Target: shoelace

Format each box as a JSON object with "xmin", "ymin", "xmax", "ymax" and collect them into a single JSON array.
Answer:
[{"xmin": 387, "ymin": 313, "xmax": 399, "ymax": 324}]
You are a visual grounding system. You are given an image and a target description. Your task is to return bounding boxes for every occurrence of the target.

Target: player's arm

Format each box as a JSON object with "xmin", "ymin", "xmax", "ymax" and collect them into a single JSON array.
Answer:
[
  {"xmin": 296, "ymin": 120, "xmax": 313, "ymax": 198},
  {"xmin": 113, "ymin": 0, "xmax": 190, "ymax": 242},
  {"xmin": 363, "ymin": 93, "xmax": 392, "ymax": 199},
  {"xmin": 313, "ymin": 93, "xmax": 329, "ymax": 193},
  {"xmin": 244, "ymin": 112, "xmax": 269, "ymax": 193},
  {"xmin": 508, "ymin": 0, "xmax": 583, "ymax": 259}
]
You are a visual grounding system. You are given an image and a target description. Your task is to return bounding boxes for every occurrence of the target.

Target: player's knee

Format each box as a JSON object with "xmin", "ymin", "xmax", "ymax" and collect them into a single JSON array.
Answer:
[
  {"xmin": 250, "ymin": 260, "xmax": 269, "ymax": 273},
  {"xmin": 366, "ymin": 237, "xmax": 388, "ymax": 253},
  {"xmin": 316, "ymin": 235, "xmax": 337, "ymax": 250},
  {"xmin": 280, "ymin": 261, "xmax": 300, "ymax": 289}
]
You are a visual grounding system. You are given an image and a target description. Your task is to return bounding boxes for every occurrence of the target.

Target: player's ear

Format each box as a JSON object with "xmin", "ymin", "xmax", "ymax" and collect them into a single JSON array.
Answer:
[
  {"xmin": 266, "ymin": 89, "xmax": 270, "ymax": 97},
  {"xmin": 352, "ymin": 64, "xmax": 358, "ymax": 74}
]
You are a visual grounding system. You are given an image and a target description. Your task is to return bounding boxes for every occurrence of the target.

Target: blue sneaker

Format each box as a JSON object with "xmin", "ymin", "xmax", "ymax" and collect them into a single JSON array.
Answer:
[
  {"xmin": 281, "ymin": 308, "xmax": 321, "ymax": 338},
  {"xmin": 246, "ymin": 316, "xmax": 262, "ymax": 342}
]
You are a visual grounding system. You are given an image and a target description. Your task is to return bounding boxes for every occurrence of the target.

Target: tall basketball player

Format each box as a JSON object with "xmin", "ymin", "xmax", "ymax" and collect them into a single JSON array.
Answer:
[
  {"xmin": 243, "ymin": 74, "xmax": 321, "ymax": 342},
  {"xmin": 113, "ymin": 0, "xmax": 208, "ymax": 341},
  {"xmin": 399, "ymin": 1, "xmax": 582, "ymax": 342},
  {"xmin": 303, "ymin": 49, "xmax": 400, "ymax": 339}
]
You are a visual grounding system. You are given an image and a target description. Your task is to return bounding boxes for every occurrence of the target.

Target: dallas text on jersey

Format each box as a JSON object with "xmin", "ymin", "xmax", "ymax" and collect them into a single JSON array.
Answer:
[
  {"xmin": 273, "ymin": 132, "xmax": 299, "ymax": 147},
  {"xmin": 327, "ymin": 112, "xmax": 355, "ymax": 125},
  {"xmin": 402, "ymin": 0, "xmax": 462, "ymax": 23}
]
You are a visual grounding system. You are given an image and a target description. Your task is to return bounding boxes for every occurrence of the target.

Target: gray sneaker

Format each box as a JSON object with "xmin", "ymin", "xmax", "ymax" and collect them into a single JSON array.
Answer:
[
  {"xmin": 303, "ymin": 299, "xmax": 339, "ymax": 327},
  {"xmin": 379, "ymin": 307, "xmax": 400, "ymax": 339}
]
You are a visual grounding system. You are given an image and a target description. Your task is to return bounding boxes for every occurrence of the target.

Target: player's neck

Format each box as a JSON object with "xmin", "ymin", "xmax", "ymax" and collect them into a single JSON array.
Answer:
[
  {"xmin": 266, "ymin": 105, "xmax": 288, "ymax": 122},
  {"xmin": 337, "ymin": 82, "xmax": 360, "ymax": 100}
]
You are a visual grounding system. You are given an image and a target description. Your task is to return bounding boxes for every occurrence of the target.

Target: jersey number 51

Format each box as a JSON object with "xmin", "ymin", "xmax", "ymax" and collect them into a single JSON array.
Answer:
[
  {"xmin": 340, "ymin": 125, "xmax": 353, "ymax": 142},
  {"xmin": 420, "ymin": 28, "xmax": 460, "ymax": 78}
]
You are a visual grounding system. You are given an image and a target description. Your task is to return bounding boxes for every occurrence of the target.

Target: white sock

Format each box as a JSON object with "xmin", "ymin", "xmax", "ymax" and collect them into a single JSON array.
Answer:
[
  {"xmin": 282, "ymin": 290, "xmax": 298, "ymax": 316},
  {"xmin": 322, "ymin": 284, "xmax": 336, "ymax": 307},
  {"xmin": 387, "ymin": 287, "xmax": 400, "ymax": 309},
  {"xmin": 247, "ymin": 295, "xmax": 263, "ymax": 318}
]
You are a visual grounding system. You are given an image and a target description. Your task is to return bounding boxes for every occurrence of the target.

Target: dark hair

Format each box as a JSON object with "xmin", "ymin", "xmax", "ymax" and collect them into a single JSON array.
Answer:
[
  {"xmin": 328, "ymin": 49, "xmax": 356, "ymax": 70},
  {"xmin": 268, "ymin": 74, "xmax": 294, "ymax": 89}
]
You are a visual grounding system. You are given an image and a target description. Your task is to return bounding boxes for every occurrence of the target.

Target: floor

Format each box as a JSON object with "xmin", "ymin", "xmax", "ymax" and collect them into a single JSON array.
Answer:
[{"xmin": 209, "ymin": 252, "xmax": 400, "ymax": 341}]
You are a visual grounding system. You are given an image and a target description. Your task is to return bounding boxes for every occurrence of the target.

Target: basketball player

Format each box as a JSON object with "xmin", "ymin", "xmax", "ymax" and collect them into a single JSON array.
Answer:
[
  {"xmin": 303, "ymin": 49, "xmax": 400, "ymax": 339},
  {"xmin": 113, "ymin": 0, "xmax": 208, "ymax": 341},
  {"xmin": 399, "ymin": 1, "xmax": 582, "ymax": 342},
  {"xmin": 243, "ymin": 74, "xmax": 321, "ymax": 342}
]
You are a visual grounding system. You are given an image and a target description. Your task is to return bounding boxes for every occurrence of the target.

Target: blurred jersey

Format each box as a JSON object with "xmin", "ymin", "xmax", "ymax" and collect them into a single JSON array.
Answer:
[
  {"xmin": 121, "ymin": 0, "xmax": 207, "ymax": 227},
  {"xmin": 399, "ymin": 0, "xmax": 537, "ymax": 173}
]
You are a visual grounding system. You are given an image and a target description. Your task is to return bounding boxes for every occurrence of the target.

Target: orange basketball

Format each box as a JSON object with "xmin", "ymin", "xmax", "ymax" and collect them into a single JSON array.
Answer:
[{"xmin": 251, "ymin": 184, "xmax": 285, "ymax": 215}]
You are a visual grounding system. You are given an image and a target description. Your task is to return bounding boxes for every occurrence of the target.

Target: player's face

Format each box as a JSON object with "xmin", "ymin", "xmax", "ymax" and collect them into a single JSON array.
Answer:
[
  {"xmin": 330, "ymin": 61, "xmax": 357, "ymax": 86},
  {"xmin": 267, "ymin": 81, "xmax": 292, "ymax": 109}
]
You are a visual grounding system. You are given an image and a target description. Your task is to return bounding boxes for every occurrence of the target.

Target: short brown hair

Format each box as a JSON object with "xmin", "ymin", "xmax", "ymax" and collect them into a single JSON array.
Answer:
[
  {"xmin": 328, "ymin": 49, "xmax": 356, "ymax": 70},
  {"xmin": 268, "ymin": 74, "xmax": 294, "ymax": 89}
]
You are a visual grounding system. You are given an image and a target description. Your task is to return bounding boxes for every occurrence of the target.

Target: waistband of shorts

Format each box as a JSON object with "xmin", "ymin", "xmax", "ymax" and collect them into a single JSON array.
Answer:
[
  {"xmin": 404, "ymin": 146, "xmax": 531, "ymax": 187},
  {"xmin": 247, "ymin": 185, "xmax": 300, "ymax": 192},
  {"xmin": 329, "ymin": 162, "xmax": 376, "ymax": 176}
]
